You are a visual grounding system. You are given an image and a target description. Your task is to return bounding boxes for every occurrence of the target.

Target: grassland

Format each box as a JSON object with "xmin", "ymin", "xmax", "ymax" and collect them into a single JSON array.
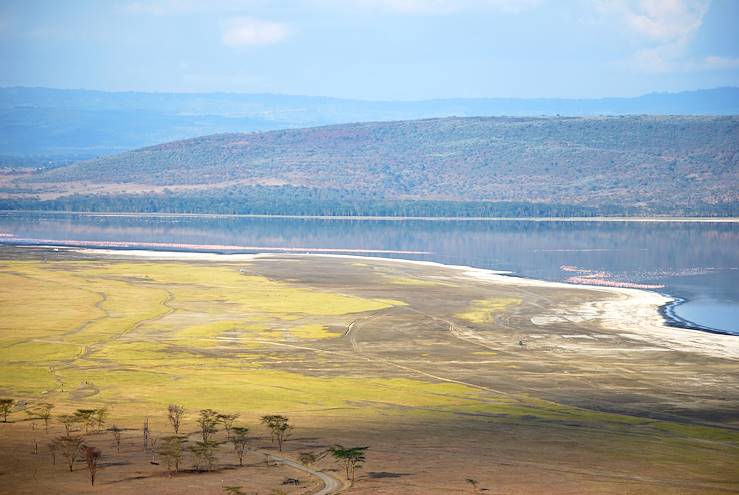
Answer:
[{"xmin": 0, "ymin": 247, "xmax": 737, "ymax": 494}]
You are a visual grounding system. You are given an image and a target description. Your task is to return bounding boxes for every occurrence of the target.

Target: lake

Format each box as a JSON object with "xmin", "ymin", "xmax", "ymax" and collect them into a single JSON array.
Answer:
[{"xmin": 1, "ymin": 212, "xmax": 737, "ymax": 335}]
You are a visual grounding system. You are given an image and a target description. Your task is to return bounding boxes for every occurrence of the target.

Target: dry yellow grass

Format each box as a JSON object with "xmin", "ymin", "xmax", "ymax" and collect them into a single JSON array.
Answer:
[
  {"xmin": 455, "ymin": 296, "xmax": 521, "ymax": 323},
  {"xmin": 0, "ymin": 260, "xmax": 476, "ymax": 421}
]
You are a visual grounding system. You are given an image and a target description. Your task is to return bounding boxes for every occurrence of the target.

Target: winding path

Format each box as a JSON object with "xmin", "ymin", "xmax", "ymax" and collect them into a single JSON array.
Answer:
[{"xmin": 256, "ymin": 449, "xmax": 344, "ymax": 495}]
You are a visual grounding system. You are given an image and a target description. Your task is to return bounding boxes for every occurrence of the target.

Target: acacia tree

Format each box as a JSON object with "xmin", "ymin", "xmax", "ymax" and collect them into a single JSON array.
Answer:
[
  {"xmin": 218, "ymin": 413, "xmax": 239, "ymax": 439},
  {"xmin": 84, "ymin": 446, "xmax": 102, "ymax": 486},
  {"xmin": 108, "ymin": 425, "xmax": 123, "ymax": 452},
  {"xmin": 167, "ymin": 404, "xmax": 185, "ymax": 434},
  {"xmin": 57, "ymin": 414, "xmax": 79, "ymax": 435},
  {"xmin": 37, "ymin": 403, "xmax": 55, "ymax": 432},
  {"xmin": 230, "ymin": 426, "xmax": 249, "ymax": 466},
  {"xmin": 74, "ymin": 409, "xmax": 96, "ymax": 433},
  {"xmin": 159, "ymin": 436, "xmax": 187, "ymax": 476},
  {"xmin": 189, "ymin": 440, "xmax": 218, "ymax": 472},
  {"xmin": 94, "ymin": 408, "xmax": 108, "ymax": 431},
  {"xmin": 328, "ymin": 445, "xmax": 368, "ymax": 483},
  {"xmin": 54, "ymin": 435, "xmax": 84, "ymax": 472},
  {"xmin": 260, "ymin": 415, "xmax": 292, "ymax": 451},
  {"xmin": 0, "ymin": 398, "xmax": 14, "ymax": 422},
  {"xmin": 196, "ymin": 409, "xmax": 219, "ymax": 442}
]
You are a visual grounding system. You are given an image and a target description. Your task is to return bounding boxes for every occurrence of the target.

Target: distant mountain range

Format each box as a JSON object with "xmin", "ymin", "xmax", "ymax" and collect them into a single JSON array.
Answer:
[
  {"xmin": 3, "ymin": 115, "xmax": 737, "ymax": 217},
  {"xmin": 2, "ymin": 86, "xmax": 738, "ymax": 163}
]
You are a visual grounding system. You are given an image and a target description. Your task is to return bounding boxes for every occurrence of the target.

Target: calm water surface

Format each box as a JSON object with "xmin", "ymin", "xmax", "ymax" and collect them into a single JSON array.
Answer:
[{"xmin": 1, "ymin": 212, "xmax": 737, "ymax": 335}]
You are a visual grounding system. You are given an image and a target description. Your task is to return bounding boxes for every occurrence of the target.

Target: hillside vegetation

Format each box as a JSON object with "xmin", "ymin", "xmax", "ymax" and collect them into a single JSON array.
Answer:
[{"xmin": 4, "ymin": 115, "xmax": 739, "ymax": 216}]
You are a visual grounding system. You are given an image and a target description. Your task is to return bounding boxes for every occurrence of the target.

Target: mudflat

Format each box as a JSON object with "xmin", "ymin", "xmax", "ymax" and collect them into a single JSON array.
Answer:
[{"xmin": 0, "ymin": 246, "xmax": 737, "ymax": 494}]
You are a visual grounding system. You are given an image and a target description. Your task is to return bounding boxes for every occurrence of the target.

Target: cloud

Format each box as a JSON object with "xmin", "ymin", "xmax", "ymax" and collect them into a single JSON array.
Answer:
[
  {"xmin": 123, "ymin": 0, "xmax": 540, "ymax": 17},
  {"xmin": 123, "ymin": 1, "xmax": 259, "ymax": 16},
  {"xmin": 599, "ymin": 0, "xmax": 709, "ymax": 41},
  {"xmin": 600, "ymin": 0, "xmax": 715, "ymax": 73},
  {"xmin": 627, "ymin": 48, "xmax": 739, "ymax": 74},
  {"xmin": 221, "ymin": 17, "xmax": 289, "ymax": 47},
  {"xmin": 382, "ymin": 0, "xmax": 541, "ymax": 14},
  {"xmin": 311, "ymin": 0, "xmax": 541, "ymax": 15},
  {"xmin": 622, "ymin": 0, "xmax": 709, "ymax": 41},
  {"xmin": 703, "ymin": 55, "xmax": 739, "ymax": 70}
]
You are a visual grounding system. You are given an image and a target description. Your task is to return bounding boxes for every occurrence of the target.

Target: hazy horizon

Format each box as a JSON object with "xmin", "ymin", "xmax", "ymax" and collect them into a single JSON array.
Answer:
[
  {"xmin": 2, "ymin": 0, "xmax": 738, "ymax": 100},
  {"xmin": 2, "ymin": 84, "xmax": 738, "ymax": 102}
]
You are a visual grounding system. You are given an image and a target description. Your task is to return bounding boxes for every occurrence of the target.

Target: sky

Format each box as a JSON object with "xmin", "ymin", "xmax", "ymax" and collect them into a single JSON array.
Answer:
[{"xmin": 0, "ymin": 0, "xmax": 738, "ymax": 100}]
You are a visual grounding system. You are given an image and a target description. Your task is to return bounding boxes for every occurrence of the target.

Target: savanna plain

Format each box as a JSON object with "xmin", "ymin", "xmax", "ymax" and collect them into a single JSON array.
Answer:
[{"xmin": 0, "ymin": 246, "xmax": 737, "ymax": 494}]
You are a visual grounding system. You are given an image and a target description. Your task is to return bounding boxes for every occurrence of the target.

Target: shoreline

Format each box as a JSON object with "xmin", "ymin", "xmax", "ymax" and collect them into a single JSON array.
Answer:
[
  {"xmin": 4, "ymin": 242, "xmax": 736, "ymax": 359},
  {"xmin": 2, "ymin": 209, "xmax": 739, "ymax": 223},
  {"xmin": 657, "ymin": 296, "xmax": 736, "ymax": 336},
  {"xmin": 2, "ymin": 239, "xmax": 735, "ymax": 338},
  {"xmin": 0, "ymin": 238, "xmax": 431, "ymax": 256}
]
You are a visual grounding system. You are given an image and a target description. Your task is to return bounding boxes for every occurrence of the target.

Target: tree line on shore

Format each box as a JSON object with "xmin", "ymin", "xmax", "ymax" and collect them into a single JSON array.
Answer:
[{"xmin": 4, "ymin": 190, "xmax": 737, "ymax": 217}]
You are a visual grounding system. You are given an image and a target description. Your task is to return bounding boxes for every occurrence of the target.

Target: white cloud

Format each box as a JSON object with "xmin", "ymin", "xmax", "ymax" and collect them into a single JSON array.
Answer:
[
  {"xmin": 600, "ymin": 0, "xmax": 709, "ymax": 41},
  {"xmin": 123, "ymin": 0, "xmax": 540, "ymax": 17},
  {"xmin": 383, "ymin": 0, "xmax": 540, "ymax": 14},
  {"xmin": 628, "ymin": 49, "xmax": 739, "ymax": 74},
  {"xmin": 221, "ymin": 17, "xmax": 289, "ymax": 47},
  {"xmin": 311, "ymin": 0, "xmax": 541, "ymax": 15},
  {"xmin": 599, "ymin": 0, "xmax": 715, "ymax": 73},
  {"xmin": 623, "ymin": 0, "xmax": 709, "ymax": 41},
  {"xmin": 123, "ymin": 1, "xmax": 260, "ymax": 16},
  {"xmin": 703, "ymin": 55, "xmax": 739, "ymax": 71}
]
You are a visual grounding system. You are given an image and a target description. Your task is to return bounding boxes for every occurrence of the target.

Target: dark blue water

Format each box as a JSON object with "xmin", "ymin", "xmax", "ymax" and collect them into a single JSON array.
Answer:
[{"xmin": 1, "ymin": 212, "xmax": 737, "ymax": 335}]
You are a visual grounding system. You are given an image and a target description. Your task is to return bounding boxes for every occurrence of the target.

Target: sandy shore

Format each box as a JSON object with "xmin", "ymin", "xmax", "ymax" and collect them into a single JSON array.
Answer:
[{"xmin": 71, "ymin": 247, "xmax": 739, "ymax": 360}]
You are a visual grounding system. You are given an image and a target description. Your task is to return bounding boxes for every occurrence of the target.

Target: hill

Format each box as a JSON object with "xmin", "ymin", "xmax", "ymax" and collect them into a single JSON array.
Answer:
[
  {"xmin": 3, "ymin": 115, "xmax": 738, "ymax": 217},
  {"xmin": 2, "ymin": 86, "xmax": 739, "ymax": 164}
]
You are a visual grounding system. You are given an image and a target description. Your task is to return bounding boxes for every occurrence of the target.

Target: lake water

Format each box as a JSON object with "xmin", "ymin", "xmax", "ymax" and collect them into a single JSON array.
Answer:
[{"xmin": 1, "ymin": 212, "xmax": 737, "ymax": 335}]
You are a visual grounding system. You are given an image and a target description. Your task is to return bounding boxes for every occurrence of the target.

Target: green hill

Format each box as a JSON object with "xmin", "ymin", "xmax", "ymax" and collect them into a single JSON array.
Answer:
[{"xmin": 4, "ymin": 115, "xmax": 739, "ymax": 216}]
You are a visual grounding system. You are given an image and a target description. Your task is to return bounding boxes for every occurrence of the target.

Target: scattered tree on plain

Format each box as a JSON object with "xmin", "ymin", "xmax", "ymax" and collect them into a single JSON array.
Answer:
[
  {"xmin": 74, "ymin": 409, "xmax": 96, "ymax": 433},
  {"xmin": 94, "ymin": 407, "xmax": 107, "ymax": 431},
  {"xmin": 328, "ymin": 445, "xmax": 368, "ymax": 483},
  {"xmin": 109, "ymin": 425, "xmax": 123, "ymax": 452},
  {"xmin": 189, "ymin": 440, "xmax": 218, "ymax": 472},
  {"xmin": 218, "ymin": 412, "xmax": 239, "ymax": 439},
  {"xmin": 84, "ymin": 446, "xmax": 102, "ymax": 486},
  {"xmin": 261, "ymin": 415, "xmax": 292, "ymax": 451},
  {"xmin": 159, "ymin": 436, "xmax": 187, "ymax": 476},
  {"xmin": 167, "ymin": 404, "xmax": 185, "ymax": 434},
  {"xmin": 197, "ymin": 409, "xmax": 219, "ymax": 442},
  {"xmin": 0, "ymin": 398, "xmax": 14, "ymax": 422},
  {"xmin": 37, "ymin": 403, "xmax": 55, "ymax": 431},
  {"xmin": 53, "ymin": 435, "xmax": 84, "ymax": 472},
  {"xmin": 231, "ymin": 426, "xmax": 249, "ymax": 466},
  {"xmin": 57, "ymin": 414, "xmax": 79, "ymax": 435}
]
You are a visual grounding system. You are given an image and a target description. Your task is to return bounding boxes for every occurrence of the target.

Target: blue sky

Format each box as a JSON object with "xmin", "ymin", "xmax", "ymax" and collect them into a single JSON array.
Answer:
[{"xmin": 0, "ymin": 0, "xmax": 737, "ymax": 99}]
